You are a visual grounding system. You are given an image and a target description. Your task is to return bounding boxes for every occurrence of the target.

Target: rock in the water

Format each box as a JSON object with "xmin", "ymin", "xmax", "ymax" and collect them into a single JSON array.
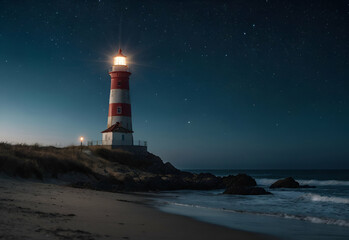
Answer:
[
  {"xmin": 223, "ymin": 186, "xmax": 271, "ymax": 195},
  {"xmin": 270, "ymin": 177, "xmax": 300, "ymax": 188},
  {"xmin": 192, "ymin": 173, "xmax": 222, "ymax": 189},
  {"xmin": 222, "ymin": 174, "xmax": 256, "ymax": 188},
  {"xmin": 300, "ymin": 185, "xmax": 316, "ymax": 188},
  {"xmin": 222, "ymin": 174, "xmax": 270, "ymax": 195}
]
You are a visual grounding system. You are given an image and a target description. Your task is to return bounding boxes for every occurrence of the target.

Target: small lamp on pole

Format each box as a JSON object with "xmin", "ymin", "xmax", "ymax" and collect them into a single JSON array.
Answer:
[{"xmin": 80, "ymin": 136, "xmax": 84, "ymax": 152}]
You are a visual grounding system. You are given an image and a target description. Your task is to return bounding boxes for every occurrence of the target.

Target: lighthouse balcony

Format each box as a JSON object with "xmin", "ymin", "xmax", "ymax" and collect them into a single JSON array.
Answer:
[{"xmin": 87, "ymin": 139, "xmax": 147, "ymax": 147}]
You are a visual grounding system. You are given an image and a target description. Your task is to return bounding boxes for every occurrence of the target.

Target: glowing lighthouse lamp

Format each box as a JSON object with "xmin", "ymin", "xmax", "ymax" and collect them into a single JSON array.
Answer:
[
  {"xmin": 101, "ymin": 49, "xmax": 134, "ymax": 147},
  {"xmin": 114, "ymin": 50, "xmax": 126, "ymax": 66}
]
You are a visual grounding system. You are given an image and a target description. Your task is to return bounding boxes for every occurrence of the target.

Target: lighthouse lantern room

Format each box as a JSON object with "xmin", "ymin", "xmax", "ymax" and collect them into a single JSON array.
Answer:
[{"xmin": 102, "ymin": 49, "xmax": 134, "ymax": 146}]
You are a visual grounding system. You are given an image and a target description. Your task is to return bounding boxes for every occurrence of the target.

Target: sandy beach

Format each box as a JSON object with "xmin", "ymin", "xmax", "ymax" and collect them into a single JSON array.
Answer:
[{"xmin": 0, "ymin": 177, "xmax": 277, "ymax": 240}]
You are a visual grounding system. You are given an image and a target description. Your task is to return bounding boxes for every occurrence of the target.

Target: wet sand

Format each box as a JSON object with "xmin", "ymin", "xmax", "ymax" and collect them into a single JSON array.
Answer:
[{"xmin": 0, "ymin": 177, "xmax": 277, "ymax": 240}]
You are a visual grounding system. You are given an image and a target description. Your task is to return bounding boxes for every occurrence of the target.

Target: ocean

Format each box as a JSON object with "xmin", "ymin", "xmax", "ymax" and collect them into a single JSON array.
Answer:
[{"xmin": 151, "ymin": 170, "xmax": 349, "ymax": 240}]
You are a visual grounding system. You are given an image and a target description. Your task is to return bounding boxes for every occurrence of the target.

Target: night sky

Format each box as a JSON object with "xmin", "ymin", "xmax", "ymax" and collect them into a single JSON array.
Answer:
[{"xmin": 0, "ymin": 0, "xmax": 348, "ymax": 169}]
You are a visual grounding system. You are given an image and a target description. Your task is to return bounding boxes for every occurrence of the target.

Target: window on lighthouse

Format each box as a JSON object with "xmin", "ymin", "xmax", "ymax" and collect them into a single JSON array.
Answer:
[
  {"xmin": 114, "ymin": 56, "xmax": 126, "ymax": 66},
  {"xmin": 117, "ymin": 106, "xmax": 122, "ymax": 114}
]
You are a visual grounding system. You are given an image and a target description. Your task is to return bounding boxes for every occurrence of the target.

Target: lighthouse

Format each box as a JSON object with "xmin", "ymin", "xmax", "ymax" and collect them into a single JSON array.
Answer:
[{"xmin": 102, "ymin": 49, "xmax": 134, "ymax": 146}]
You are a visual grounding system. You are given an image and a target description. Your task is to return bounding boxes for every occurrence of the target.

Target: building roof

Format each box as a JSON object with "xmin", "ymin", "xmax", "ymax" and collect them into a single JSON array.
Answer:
[
  {"xmin": 101, "ymin": 122, "xmax": 133, "ymax": 133},
  {"xmin": 116, "ymin": 48, "xmax": 126, "ymax": 57}
]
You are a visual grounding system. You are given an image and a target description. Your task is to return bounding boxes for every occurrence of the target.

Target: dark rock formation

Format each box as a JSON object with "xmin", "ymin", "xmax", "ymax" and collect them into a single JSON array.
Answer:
[
  {"xmin": 269, "ymin": 177, "xmax": 315, "ymax": 189},
  {"xmin": 300, "ymin": 185, "xmax": 316, "ymax": 188},
  {"xmin": 124, "ymin": 172, "xmax": 223, "ymax": 191},
  {"xmin": 222, "ymin": 174, "xmax": 257, "ymax": 188},
  {"xmin": 222, "ymin": 173, "xmax": 270, "ymax": 195},
  {"xmin": 189, "ymin": 172, "xmax": 223, "ymax": 190},
  {"xmin": 223, "ymin": 186, "xmax": 271, "ymax": 195},
  {"xmin": 270, "ymin": 177, "xmax": 300, "ymax": 188}
]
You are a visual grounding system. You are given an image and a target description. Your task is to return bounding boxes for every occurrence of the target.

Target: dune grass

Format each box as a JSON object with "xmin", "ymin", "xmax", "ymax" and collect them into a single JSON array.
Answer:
[{"xmin": 0, "ymin": 142, "xmax": 93, "ymax": 179}]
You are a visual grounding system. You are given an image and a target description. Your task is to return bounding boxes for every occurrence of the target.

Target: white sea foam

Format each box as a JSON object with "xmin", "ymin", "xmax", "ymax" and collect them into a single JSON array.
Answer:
[
  {"xmin": 298, "ymin": 179, "xmax": 349, "ymax": 186},
  {"xmin": 284, "ymin": 215, "xmax": 349, "ymax": 227},
  {"xmin": 303, "ymin": 193, "xmax": 349, "ymax": 204},
  {"xmin": 166, "ymin": 201, "xmax": 349, "ymax": 227},
  {"xmin": 256, "ymin": 178, "xmax": 349, "ymax": 187}
]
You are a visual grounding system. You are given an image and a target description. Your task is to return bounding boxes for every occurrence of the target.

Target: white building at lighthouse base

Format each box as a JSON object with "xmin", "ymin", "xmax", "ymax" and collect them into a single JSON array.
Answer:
[{"xmin": 102, "ymin": 122, "xmax": 133, "ymax": 146}]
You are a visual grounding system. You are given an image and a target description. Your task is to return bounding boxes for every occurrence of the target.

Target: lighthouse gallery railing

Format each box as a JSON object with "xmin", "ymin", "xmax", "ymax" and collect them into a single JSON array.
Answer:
[{"xmin": 87, "ymin": 140, "xmax": 147, "ymax": 147}]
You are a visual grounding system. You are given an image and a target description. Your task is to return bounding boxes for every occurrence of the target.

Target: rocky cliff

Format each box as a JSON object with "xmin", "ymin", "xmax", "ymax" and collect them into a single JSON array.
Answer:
[{"xmin": 0, "ymin": 143, "xmax": 270, "ymax": 194}]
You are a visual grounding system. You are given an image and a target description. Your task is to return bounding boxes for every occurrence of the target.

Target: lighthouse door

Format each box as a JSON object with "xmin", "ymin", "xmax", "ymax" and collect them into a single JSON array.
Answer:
[{"xmin": 122, "ymin": 134, "xmax": 125, "ymax": 141}]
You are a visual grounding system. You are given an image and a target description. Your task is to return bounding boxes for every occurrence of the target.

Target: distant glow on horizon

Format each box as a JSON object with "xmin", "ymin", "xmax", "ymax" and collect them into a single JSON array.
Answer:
[{"xmin": 114, "ymin": 56, "xmax": 126, "ymax": 66}]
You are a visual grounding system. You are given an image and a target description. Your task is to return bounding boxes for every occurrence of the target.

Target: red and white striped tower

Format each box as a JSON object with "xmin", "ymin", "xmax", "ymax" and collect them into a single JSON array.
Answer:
[{"xmin": 102, "ymin": 49, "xmax": 133, "ymax": 146}]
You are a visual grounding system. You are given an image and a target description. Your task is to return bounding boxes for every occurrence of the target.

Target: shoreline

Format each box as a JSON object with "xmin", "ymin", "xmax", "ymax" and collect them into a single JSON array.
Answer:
[{"xmin": 0, "ymin": 177, "xmax": 278, "ymax": 240}]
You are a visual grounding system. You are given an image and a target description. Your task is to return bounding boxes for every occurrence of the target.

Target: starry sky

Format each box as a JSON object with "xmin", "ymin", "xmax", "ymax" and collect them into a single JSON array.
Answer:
[{"xmin": 0, "ymin": 0, "xmax": 348, "ymax": 169}]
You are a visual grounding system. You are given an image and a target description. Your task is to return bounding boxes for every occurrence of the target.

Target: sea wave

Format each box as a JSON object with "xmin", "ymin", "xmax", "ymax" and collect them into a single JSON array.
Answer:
[
  {"xmin": 256, "ymin": 178, "xmax": 349, "ymax": 186},
  {"xmin": 166, "ymin": 202, "xmax": 349, "ymax": 227},
  {"xmin": 283, "ymin": 215, "xmax": 349, "ymax": 227},
  {"xmin": 302, "ymin": 193, "xmax": 349, "ymax": 204}
]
